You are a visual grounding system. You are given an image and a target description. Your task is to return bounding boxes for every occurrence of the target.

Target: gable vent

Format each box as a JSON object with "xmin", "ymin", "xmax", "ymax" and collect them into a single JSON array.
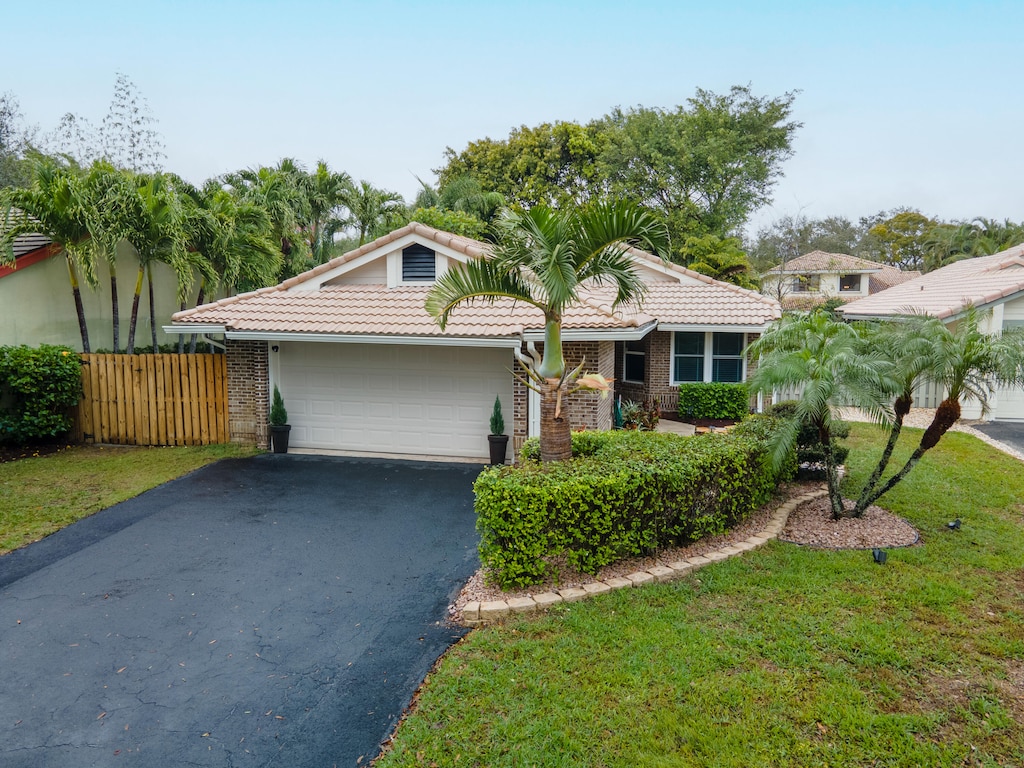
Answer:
[{"xmin": 402, "ymin": 244, "xmax": 436, "ymax": 281}]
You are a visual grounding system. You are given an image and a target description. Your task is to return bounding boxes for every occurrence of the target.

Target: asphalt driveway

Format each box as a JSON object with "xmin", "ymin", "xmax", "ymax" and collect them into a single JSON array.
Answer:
[
  {"xmin": 0, "ymin": 454, "xmax": 483, "ymax": 767},
  {"xmin": 972, "ymin": 420, "xmax": 1024, "ymax": 456}
]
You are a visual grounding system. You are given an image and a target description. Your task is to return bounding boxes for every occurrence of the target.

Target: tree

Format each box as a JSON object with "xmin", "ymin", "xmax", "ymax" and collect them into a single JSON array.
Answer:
[
  {"xmin": 407, "ymin": 207, "xmax": 488, "ymax": 239},
  {"xmin": 747, "ymin": 213, "xmax": 868, "ymax": 273},
  {"xmin": 679, "ymin": 234, "xmax": 759, "ymax": 289},
  {"xmin": 853, "ymin": 309, "xmax": 1024, "ymax": 512},
  {"xmin": 0, "ymin": 157, "xmax": 98, "ymax": 351},
  {"xmin": 922, "ymin": 217, "xmax": 1024, "ymax": 272},
  {"xmin": 294, "ymin": 160, "xmax": 352, "ymax": 264},
  {"xmin": 861, "ymin": 208, "xmax": 938, "ymax": 270},
  {"xmin": 598, "ymin": 86, "xmax": 800, "ymax": 243},
  {"xmin": 0, "ymin": 92, "xmax": 35, "ymax": 189},
  {"xmin": 748, "ymin": 312, "xmax": 893, "ymax": 519},
  {"xmin": 426, "ymin": 199, "xmax": 669, "ymax": 462},
  {"xmin": 340, "ymin": 180, "xmax": 405, "ymax": 246}
]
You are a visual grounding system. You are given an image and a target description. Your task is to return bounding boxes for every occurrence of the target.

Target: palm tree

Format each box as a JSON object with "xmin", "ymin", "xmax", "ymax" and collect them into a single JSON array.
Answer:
[
  {"xmin": 295, "ymin": 160, "xmax": 352, "ymax": 263},
  {"xmin": 340, "ymin": 180, "xmax": 405, "ymax": 246},
  {"xmin": 0, "ymin": 156, "xmax": 97, "ymax": 351},
  {"xmin": 426, "ymin": 199, "xmax": 669, "ymax": 462},
  {"xmin": 748, "ymin": 312, "xmax": 894, "ymax": 518},
  {"xmin": 854, "ymin": 308, "xmax": 1024, "ymax": 511}
]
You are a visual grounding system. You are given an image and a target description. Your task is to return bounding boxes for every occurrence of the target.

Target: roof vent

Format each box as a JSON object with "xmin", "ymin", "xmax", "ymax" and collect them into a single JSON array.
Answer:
[{"xmin": 402, "ymin": 244, "xmax": 436, "ymax": 281}]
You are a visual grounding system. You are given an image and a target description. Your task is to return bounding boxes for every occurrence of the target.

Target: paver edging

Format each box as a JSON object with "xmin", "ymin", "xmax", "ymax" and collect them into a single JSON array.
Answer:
[{"xmin": 460, "ymin": 487, "xmax": 829, "ymax": 626}]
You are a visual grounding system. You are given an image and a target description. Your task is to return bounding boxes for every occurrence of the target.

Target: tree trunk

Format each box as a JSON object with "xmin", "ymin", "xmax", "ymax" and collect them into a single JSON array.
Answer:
[
  {"xmin": 110, "ymin": 264, "xmax": 120, "ymax": 354},
  {"xmin": 148, "ymin": 266, "xmax": 158, "ymax": 353},
  {"xmin": 860, "ymin": 398, "xmax": 960, "ymax": 509},
  {"xmin": 67, "ymin": 258, "xmax": 91, "ymax": 353},
  {"xmin": 189, "ymin": 283, "xmax": 206, "ymax": 354},
  {"xmin": 126, "ymin": 264, "xmax": 144, "ymax": 354},
  {"xmin": 854, "ymin": 393, "xmax": 912, "ymax": 516},
  {"xmin": 177, "ymin": 300, "xmax": 186, "ymax": 354},
  {"xmin": 539, "ymin": 378, "xmax": 572, "ymax": 462},
  {"xmin": 819, "ymin": 424, "xmax": 845, "ymax": 519}
]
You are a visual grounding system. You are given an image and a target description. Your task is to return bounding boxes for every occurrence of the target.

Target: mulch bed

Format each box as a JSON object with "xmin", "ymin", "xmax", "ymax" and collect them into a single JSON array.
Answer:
[{"xmin": 0, "ymin": 442, "xmax": 73, "ymax": 464}]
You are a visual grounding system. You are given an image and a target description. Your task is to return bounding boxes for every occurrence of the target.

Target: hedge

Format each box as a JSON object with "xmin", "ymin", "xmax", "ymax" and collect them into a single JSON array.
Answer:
[
  {"xmin": 677, "ymin": 382, "xmax": 750, "ymax": 421},
  {"xmin": 0, "ymin": 345, "xmax": 82, "ymax": 445},
  {"xmin": 476, "ymin": 417, "xmax": 791, "ymax": 589}
]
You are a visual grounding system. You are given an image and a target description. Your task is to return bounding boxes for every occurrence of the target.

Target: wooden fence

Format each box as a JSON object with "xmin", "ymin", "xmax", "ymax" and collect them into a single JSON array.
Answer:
[{"xmin": 74, "ymin": 353, "xmax": 229, "ymax": 446}]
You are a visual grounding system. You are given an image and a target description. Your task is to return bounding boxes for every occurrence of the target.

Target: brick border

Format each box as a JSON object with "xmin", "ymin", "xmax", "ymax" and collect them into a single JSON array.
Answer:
[{"xmin": 461, "ymin": 488, "xmax": 828, "ymax": 626}]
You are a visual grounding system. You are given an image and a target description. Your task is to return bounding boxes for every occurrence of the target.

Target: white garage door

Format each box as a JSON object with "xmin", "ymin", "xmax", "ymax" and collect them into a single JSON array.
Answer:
[
  {"xmin": 278, "ymin": 342, "xmax": 514, "ymax": 459},
  {"xmin": 995, "ymin": 384, "xmax": 1024, "ymax": 421}
]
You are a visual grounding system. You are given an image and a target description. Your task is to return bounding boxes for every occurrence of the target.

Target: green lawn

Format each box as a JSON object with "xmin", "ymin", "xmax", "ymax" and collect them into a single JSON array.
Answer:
[
  {"xmin": 0, "ymin": 443, "xmax": 256, "ymax": 554},
  {"xmin": 376, "ymin": 425, "xmax": 1024, "ymax": 767}
]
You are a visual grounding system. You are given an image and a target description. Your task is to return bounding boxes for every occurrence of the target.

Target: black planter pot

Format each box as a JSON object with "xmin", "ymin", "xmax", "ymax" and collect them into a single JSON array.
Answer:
[
  {"xmin": 488, "ymin": 433, "xmax": 509, "ymax": 465},
  {"xmin": 270, "ymin": 424, "xmax": 291, "ymax": 454}
]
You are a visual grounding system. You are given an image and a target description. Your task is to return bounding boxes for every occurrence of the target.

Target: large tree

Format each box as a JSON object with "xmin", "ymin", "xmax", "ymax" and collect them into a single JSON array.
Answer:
[
  {"xmin": 426, "ymin": 199, "xmax": 669, "ymax": 462},
  {"xmin": 340, "ymin": 180, "xmax": 405, "ymax": 246},
  {"xmin": 747, "ymin": 213, "xmax": 868, "ymax": 273}
]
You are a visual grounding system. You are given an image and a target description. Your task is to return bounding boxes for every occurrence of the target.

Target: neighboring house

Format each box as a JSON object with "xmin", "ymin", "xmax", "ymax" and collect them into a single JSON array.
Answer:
[
  {"xmin": 762, "ymin": 250, "xmax": 920, "ymax": 310},
  {"xmin": 840, "ymin": 243, "xmax": 1024, "ymax": 422},
  {"xmin": 0, "ymin": 233, "xmax": 186, "ymax": 352},
  {"xmin": 166, "ymin": 223, "xmax": 782, "ymax": 459}
]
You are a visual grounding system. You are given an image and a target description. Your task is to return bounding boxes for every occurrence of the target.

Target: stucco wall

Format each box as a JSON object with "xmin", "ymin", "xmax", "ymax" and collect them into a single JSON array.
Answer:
[{"xmin": 0, "ymin": 243, "xmax": 197, "ymax": 352}]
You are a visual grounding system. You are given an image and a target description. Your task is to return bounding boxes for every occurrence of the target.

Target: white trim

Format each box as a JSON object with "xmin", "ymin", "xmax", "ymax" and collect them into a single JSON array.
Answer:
[
  {"xmin": 223, "ymin": 330, "xmax": 522, "ymax": 349},
  {"xmin": 528, "ymin": 387, "xmax": 540, "ymax": 438},
  {"xmin": 622, "ymin": 339, "xmax": 646, "ymax": 384},
  {"xmin": 162, "ymin": 324, "xmax": 227, "ymax": 335},
  {"xmin": 657, "ymin": 323, "xmax": 765, "ymax": 333},
  {"xmin": 522, "ymin": 322, "xmax": 656, "ymax": 342}
]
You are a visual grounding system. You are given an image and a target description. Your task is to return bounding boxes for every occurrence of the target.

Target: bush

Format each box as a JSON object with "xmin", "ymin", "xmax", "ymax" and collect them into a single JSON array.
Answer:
[
  {"xmin": 0, "ymin": 345, "xmax": 82, "ymax": 445},
  {"xmin": 479, "ymin": 420, "xmax": 787, "ymax": 589},
  {"xmin": 269, "ymin": 386, "xmax": 288, "ymax": 426},
  {"xmin": 678, "ymin": 382, "xmax": 749, "ymax": 421},
  {"xmin": 766, "ymin": 400, "xmax": 850, "ymax": 466},
  {"xmin": 619, "ymin": 399, "xmax": 660, "ymax": 430}
]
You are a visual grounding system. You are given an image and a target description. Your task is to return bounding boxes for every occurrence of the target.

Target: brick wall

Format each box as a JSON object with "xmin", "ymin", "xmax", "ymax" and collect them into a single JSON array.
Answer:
[{"xmin": 226, "ymin": 340, "xmax": 269, "ymax": 448}]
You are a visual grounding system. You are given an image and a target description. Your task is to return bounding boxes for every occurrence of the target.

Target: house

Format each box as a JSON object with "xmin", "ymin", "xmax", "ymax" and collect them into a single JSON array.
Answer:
[
  {"xmin": 761, "ymin": 250, "xmax": 920, "ymax": 310},
  {"xmin": 839, "ymin": 243, "xmax": 1024, "ymax": 421},
  {"xmin": 0, "ymin": 233, "xmax": 186, "ymax": 352},
  {"xmin": 165, "ymin": 223, "xmax": 782, "ymax": 460}
]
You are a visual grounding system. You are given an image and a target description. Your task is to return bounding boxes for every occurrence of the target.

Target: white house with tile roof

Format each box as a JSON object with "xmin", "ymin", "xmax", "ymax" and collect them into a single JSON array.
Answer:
[
  {"xmin": 840, "ymin": 243, "xmax": 1024, "ymax": 421},
  {"xmin": 167, "ymin": 223, "xmax": 781, "ymax": 460},
  {"xmin": 762, "ymin": 250, "xmax": 920, "ymax": 309}
]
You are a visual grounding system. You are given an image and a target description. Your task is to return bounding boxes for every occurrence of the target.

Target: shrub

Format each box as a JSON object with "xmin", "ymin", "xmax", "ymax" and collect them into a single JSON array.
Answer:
[
  {"xmin": 269, "ymin": 386, "xmax": 288, "ymax": 426},
  {"xmin": 489, "ymin": 395, "xmax": 505, "ymax": 435},
  {"xmin": 678, "ymin": 382, "xmax": 749, "ymax": 421},
  {"xmin": 619, "ymin": 399, "xmax": 660, "ymax": 431},
  {"xmin": 479, "ymin": 420, "xmax": 787, "ymax": 588},
  {"xmin": 0, "ymin": 345, "xmax": 82, "ymax": 445},
  {"xmin": 766, "ymin": 400, "xmax": 850, "ymax": 466}
]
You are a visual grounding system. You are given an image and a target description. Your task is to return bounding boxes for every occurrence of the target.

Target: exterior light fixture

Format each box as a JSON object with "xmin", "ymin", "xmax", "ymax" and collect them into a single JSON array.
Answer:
[{"xmin": 872, "ymin": 548, "xmax": 887, "ymax": 565}]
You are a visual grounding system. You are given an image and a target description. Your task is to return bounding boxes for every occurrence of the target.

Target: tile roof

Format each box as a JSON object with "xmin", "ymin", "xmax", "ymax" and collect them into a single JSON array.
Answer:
[
  {"xmin": 172, "ymin": 225, "xmax": 781, "ymax": 338},
  {"xmin": 11, "ymin": 233, "xmax": 53, "ymax": 259},
  {"xmin": 840, "ymin": 244, "xmax": 1024, "ymax": 320},
  {"xmin": 765, "ymin": 250, "xmax": 885, "ymax": 275}
]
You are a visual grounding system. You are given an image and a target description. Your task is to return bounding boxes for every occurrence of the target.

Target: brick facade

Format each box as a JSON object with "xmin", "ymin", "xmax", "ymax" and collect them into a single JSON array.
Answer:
[{"xmin": 226, "ymin": 339, "xmax": 270, "ymax": 448}]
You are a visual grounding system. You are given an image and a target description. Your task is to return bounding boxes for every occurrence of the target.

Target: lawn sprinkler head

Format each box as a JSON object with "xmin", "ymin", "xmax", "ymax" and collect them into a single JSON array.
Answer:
[
  {"xmin": 947, "ymin": 519, "xmax": 962, "ymax": 530},
  {"xmin": 872, "ymin": 548, "xmax": 887, "ymax": 565}
]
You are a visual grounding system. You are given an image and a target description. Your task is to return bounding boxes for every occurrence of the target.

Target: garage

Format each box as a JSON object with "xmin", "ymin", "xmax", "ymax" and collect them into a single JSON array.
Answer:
[{"xmin": 276, "ymin": 341, "xmax": 514, "ymax": 459}]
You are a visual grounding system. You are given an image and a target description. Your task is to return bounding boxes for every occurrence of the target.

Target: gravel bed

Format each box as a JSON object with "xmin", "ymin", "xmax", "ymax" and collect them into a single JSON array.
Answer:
[{"xmin": 779, "ymin": 496, "xmax": 919, "ymax": 549}]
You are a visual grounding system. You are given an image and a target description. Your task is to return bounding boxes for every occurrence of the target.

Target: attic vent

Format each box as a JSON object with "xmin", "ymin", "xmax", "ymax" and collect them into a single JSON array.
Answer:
[{"xmin": 402, "ymin": 244, "xmax": 436, "ymax": 281}]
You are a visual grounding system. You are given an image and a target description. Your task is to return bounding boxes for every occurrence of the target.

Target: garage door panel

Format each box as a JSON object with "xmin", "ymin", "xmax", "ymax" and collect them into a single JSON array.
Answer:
[{"xmin": 280, "ymin": 342, "xmax": 513, "ymax": 458}]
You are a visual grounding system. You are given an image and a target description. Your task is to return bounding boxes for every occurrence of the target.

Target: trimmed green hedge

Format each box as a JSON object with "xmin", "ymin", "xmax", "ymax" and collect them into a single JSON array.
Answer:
[
  {"xmin": 677, "ymin": 382, "xmax": 750, "ymax": 421},
  {"xmin": 477, "ymin": 418, "xmax": 790, "ymax": 588},
  {"xmin": 0, "ymin": 345, "xmax": 82, "ymax": 445}
]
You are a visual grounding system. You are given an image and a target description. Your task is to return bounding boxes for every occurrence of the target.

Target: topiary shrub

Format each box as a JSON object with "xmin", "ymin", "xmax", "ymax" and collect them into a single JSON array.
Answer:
[
  {"xmin": 0, "ymin": 345, "xmax": 82, "ymax": 445},
  {"xmin": 678, "ymin": 382, "xmax": 749, "ymax": 421},
  {"xmin": 479, "ymin": 419, "xmax": 788, "ymax": 588}
]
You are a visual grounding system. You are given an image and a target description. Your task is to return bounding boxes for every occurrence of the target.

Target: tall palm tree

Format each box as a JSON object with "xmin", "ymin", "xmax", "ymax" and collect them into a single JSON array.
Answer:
[
  {"xmin": 854, "ymin": 308, "xmax": 1024, "ymax": 511},
  {"xmin": 426, "ymin": 199, "xmax": 669, "ymax": 462},
  {"xmin": 340, "ymin": 180, "xmax": 405, "ymax": 246},
  {"xmin": 223, "ymin": 164, "xmax": 308, "ymax": 277},
  {"xmin": 1, "ymin": 156, "xmax": 97, "ymax": 351},
  {"xmin": 748, "ymin": 312, "xmax": 894, "ymax": 518},
  {"xmin": 295, "ymin": 160, "xmax": 352, "ymax": 263}
]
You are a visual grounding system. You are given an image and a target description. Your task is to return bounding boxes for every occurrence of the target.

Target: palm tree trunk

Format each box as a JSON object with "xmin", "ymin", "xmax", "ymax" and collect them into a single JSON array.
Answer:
[
  {"xmin": 860, "ymin": 398, "xmax": 960, "ymax": 509},
  {"xmin": 67, "ymin": 258, "xmax": 91, "ymax": 353},
  {"xmin": 110, "ymin": 263, "xmax": 120, "ymax": 354},
  {"xmin": 147, "ymin": 266, "xmax": 158, "ymax": 353},
  {"xmin": 126, "ymin": 264, "xmax": 144, "ymax": 354},
  {"xmin": 854, "ymin": 393, "xmax": 912, "ymax": 516},
  {"xmin": 539, "ymin": 378, "xmax": 572, "ymax": 462},
  {"xmin": 189, "ymin": 283, "xmax": 206, "ymax": 354},
  {"xmin": 819, "ymin": 425, "xmax": 846, "ymax": 519},
  {"xmin": 177, "ymin": 300, "xmax": 186, "ymax": 354}
]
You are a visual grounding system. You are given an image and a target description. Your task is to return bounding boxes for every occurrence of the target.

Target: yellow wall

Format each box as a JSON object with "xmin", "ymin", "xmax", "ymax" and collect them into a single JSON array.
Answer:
[{"xmin": 0, "ymin": 243, "xmax": 200, "ymax": 352}]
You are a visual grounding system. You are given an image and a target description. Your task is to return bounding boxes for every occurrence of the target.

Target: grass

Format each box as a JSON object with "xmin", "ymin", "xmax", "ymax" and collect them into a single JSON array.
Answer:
[
  {"xmin": 376, "ymin": 424, "xmax": 1024, "ymax": 767},
  {"xmin": 0, "ymin": 443, "xmax": 256, "ymax": 554}
]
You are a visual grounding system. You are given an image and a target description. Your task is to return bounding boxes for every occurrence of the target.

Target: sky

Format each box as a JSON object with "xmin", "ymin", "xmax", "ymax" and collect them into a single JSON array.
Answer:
[{"xmin": 3, "ymin": 0, "xmax": 1022, "ymax": 236}]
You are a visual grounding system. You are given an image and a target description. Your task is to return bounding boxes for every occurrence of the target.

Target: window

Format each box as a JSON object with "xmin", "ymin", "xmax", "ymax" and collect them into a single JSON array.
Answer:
[
  {"xmin": 839, "ymin": 273, "xmax": 862, "ymax": 292},
  {"xmin": 623, "ymin": 339, "xmax": 646, "ymax": 383},
  {"xmin": 712, "ymin": 333, "xmax": 745, "ymax": 383},
  {"xmin": 790, "ymin": 274, "xmax": 820, "ymax": 293},
  {"xmin": 402, "ymin": 244, "xmax": 436, "ymax": 281},
  {"xmin": 673, "ymin": 332, "xmax": 705, "ymax": 382},
  {"xmin": 672, "ymin": 331, "xmax": 746, "ymax": 383}
]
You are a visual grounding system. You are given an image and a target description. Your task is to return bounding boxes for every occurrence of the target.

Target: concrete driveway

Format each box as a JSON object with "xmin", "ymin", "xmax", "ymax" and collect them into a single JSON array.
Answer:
[{"xmin": 0, "ymin": 454, "xmax": 483, "ymax": 767}]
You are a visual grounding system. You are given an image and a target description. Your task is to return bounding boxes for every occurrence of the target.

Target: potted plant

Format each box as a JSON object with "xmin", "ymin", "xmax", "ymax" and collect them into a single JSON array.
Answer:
[
  {"xmin": 487, "ymin": 395, "xmax": 509, "ymax": 465},
  {"xmin": 269, "ymin": 385, "xmax": 291, "ymax": 454}
]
